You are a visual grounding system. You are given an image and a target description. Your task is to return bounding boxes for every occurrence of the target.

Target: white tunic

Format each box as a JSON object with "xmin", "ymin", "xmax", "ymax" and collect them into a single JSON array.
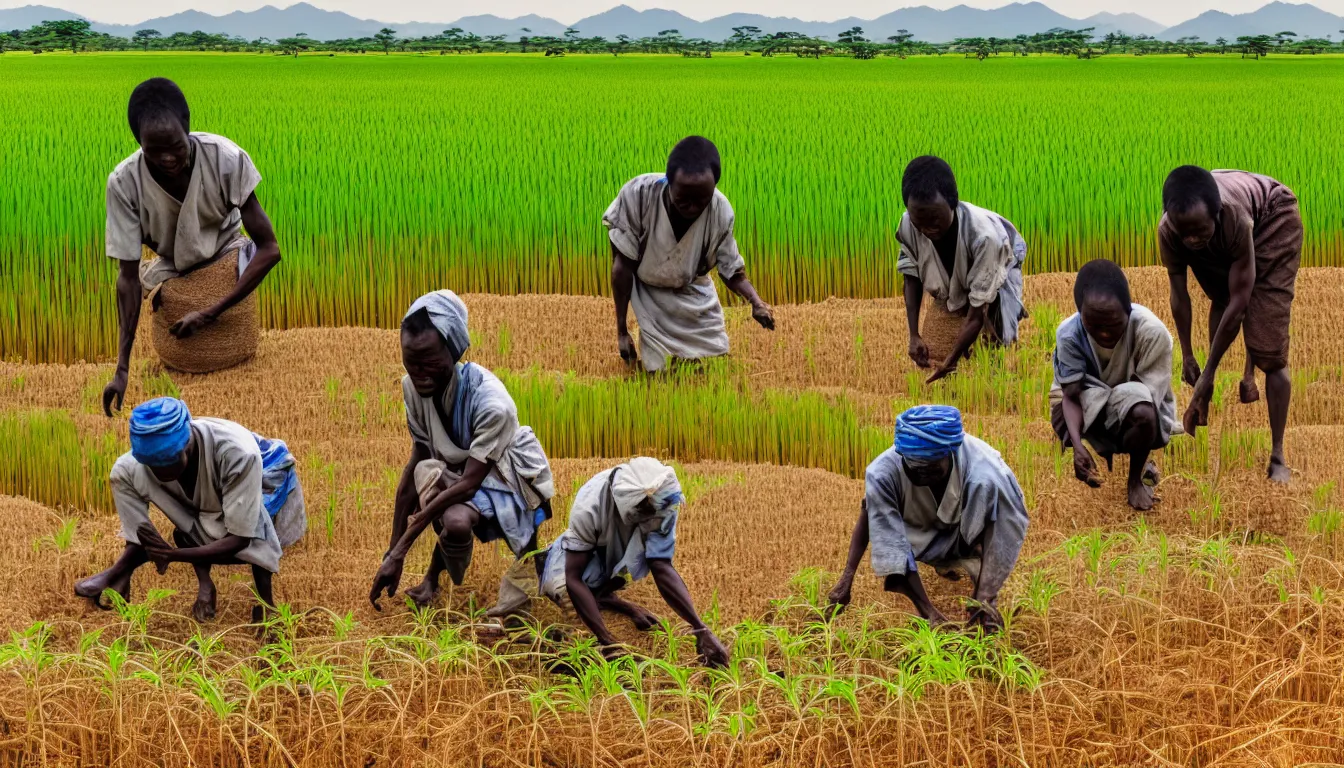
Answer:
[
  {"xmin": 110, "ymin": 418, "xmax": 305, "ymax": 574},
  {"xmin": 106, "ymin": 132, "xmax": 261, "ymax": 288},
  {"xmin": 603, "ymin": 173, "xmax": 748, "ymax": 372}
]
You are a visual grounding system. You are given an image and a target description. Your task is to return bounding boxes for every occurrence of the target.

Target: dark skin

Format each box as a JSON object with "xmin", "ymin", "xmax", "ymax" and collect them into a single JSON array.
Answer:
[
  {"xmin": 562, "ymin": 503, "xmax": 729, "ymax": 667},
  {"xmin": 102, "ymin": 114, "xmax": 283, "ymax": 417},
  {"xmin": 1061, "ymin": 293, "xmax": 1162, "ymax": 511},
  {"xmin": 369, "ymin": 327, "xmax": 494, "ymax": 611},
  {"xmin": 1163, "ymin": 201, "xmax": 1290, "ymax": 483},
  {"xmin": 903, "ymin": 194, "xmax": 987, "ymax": 384},
  {"xmin": 826, "ymin": 455, "xmax": 1008, "ymax": 632},
  {"xmin": 612, "ymin": 169, "xmax": 774, "ymax": 367},
  {"xmin": 72, "ymin": 434, "xmax": 274, "ymax": 621}
]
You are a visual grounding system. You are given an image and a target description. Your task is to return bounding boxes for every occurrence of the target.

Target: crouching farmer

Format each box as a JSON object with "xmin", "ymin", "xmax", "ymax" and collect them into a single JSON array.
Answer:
[
  {"xmin": 541, "ymin": 458, "xmax": 730, "ymax": 667},
  {"xmin": 828, "ymin": 405, "xmax": 1028, "ymax": 631},
  {"xmin": 1050, "ymin": 260, "xmax": 1179, "ymax": 511},
  {"xmin": 75, "ymin": 397, "xmax": 306, "ymax": 622}
]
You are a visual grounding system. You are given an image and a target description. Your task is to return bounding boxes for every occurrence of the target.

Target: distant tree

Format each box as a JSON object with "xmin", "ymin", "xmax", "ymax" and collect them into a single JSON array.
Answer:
[
  {"xmin": 612, "ymin": 33, "xmax": 631, "ymax": 55},
  {"xmin": 484, "ymin": 34, "xmax": 506, "ymax": 51},
  {"xmin": 39, "ymin": 19, "xmax": 91, "ymax": 53},
  {"xmin": 655, "ymin": 28, "xmax": 683, "ymax": 53},
  {"xmin": 374, "ymin": 27, "xmax": 396, "ymax": 54},
  {"xmin": 276, "ymin": 32, "xmax": 310, "ymax": 57},
  {"xmin": 1237, "ymin": 34, "xmax": 1272, "ymax": 58},
  {"xmin": 1273, "ymin": 30, "xmax": 1297, "ymax": 49},
  {"xmin": 837, "ymin": 26, "xmax": 866, "ymax": 44},
  {"xmin": 519, "ymin": 28, "xmax": 531, "ymax": 53},
  {"xmin": 132, "ymin": 28, "xmax": 161, "ymax": 51},
  {"xmin": 728, "ymin": 25, "xmax": 760, "ymax": 49},
  {"xmin": 1175, "ymin": 35, "xmax": 1203, "ymax": 57},
  {"xmin": 1214, "ymin": 36, "xmax": 1228, "ymax": 53}
]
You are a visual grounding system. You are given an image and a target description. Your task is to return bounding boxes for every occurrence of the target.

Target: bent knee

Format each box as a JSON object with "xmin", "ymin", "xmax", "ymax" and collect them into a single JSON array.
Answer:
[
  {"xmin": 438, "ymin": 505, "xmax": 478, "ymax": 542},
  {"xmin": 1124, "ymin": 403, "xmax": 1158, "ymax": 434}
]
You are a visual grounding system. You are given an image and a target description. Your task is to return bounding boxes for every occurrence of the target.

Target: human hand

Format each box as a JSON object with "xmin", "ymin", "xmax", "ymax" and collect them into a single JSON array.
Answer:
[
  {"xmin": 136, "ymin": 523, "xmax": 175, "ymax": 574},
  {"xmin": 826, "ymin": 572, "xmax": 854, "ymax": 617},
  {"xmin": 925, "ymin": 357, "xmax": 959, "ymax": 384},
  {"xmin": 1073, "ymin": 446, "xmax": 1102, "ymax": 488},
  {"xmin": 1181, "ymin": 355, "xmax": 1202, "ymax": 388},
  {"xmin": 169, "ymin": 310, "xmax": 216, "ymax": 339},
  {"xmin": 616, "ymin": 330, "xmax": 638, "ymax": 367},
  {"xmin": 102, "ymin": 370, "xmax": 128, "ymax": 417},
  {"xmin": 908, "ymin": 335, "xmax": 931, "ymax": 368},
  {"xmin": 751, "ymin": 301, "xmax": 776, "ymax": 331},
  {"xmin": 965, "ymin": 602, "xmax": 1004, "ymax": 634},
  {"xmin": 1183, "ymin": 377, "xmax": 1213, "ymax": 435},
  {"xmin": 694, "ymin": 627, "xmax": 730, "ymax": 668},
  {"xmin": 368, "ymin": 556, "xmax": 406, "ymax": 611}
]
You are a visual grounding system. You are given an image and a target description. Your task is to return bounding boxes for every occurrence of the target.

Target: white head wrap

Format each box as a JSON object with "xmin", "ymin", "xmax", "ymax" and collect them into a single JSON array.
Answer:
[
  {"xmin": 610, "ymin": 457, "xmax": 682, "ymax": 525},
  {"xmin": 404, "ymin": 290, "xmax": 471, "ymax": 360}
]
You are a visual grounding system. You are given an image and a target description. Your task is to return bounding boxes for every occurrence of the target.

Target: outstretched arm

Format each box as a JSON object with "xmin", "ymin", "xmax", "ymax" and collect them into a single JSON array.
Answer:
[
  {"xmin": 1061, "ymin": 381, "xmax": 1100, "ymax": 486},
  {"xmin": 648, "ymin": 558, "xmax": 729, "ymax": 666},
  {"xmin": 1160, "ymin": 241, "xmax": 1199, "ymax": 387},
  {"xmin": 136, "ymin": 524, "xmax": 248, "ymax": 566},
  {"xmin": 388, "ymin": 442, "xmax": 431, "ymax": 557},
  {"xmin": 103, "ymin": 259, "xmax": 143, "ymax": 416},
  {"xmin": 1186, "ymin": 241, "xmax": 1255, "ymax": 433},
  {"xmin": 611, "ymin": 245, "xmax": 638, "ymax": 364},
  {"xmin": 170, "ymin": 193, "xmax": 283, "ymax": 339},
  {"xmin": 904, "ymin": 276, "xmax": 930, "ymax": 368},
  {"xmin": 827, "ymin": 500, "xmax": 870, "ymax": 612},
  {"xmin": 723, "ymin": 269, "xmax": 775, "ymax": 330},
  {"xmin": 926, "ymin": 304, "xmax": 987, "ymax": 383},
  {"xmin": 564, "ymin": 550, "xmax": 618, "ymax": 646}
]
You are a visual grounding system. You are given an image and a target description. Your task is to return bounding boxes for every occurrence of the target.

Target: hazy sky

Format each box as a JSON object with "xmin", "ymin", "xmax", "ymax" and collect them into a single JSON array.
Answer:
[{"xmin": 20, "ymin": 0, "xmax": 1344, "ymax": 28}]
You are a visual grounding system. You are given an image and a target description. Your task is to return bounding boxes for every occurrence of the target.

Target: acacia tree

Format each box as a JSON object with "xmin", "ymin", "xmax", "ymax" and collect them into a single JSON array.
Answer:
[
  {"xmin": 886, "ymin": 29, "xmax": 914, "ymax": 57},
  {"xmin": 132, "ymin": 28, "xmax": 161, "ymax": 51},
  {"xmin": 374, "ymin": 27, "xmax": 396, "ymax": 54},
  {"xmin": 39, "ymin": 19, "xmax": 91, "ymax": 53}
]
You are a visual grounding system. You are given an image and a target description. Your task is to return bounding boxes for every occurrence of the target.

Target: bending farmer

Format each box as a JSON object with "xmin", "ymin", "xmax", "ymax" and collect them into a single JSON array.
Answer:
[
  {"xmin": 370, "ymin": 291, "xmax": 556, "ymax": 616},
  {"xmin": 606, "ymin": 135, "xmax": 774, "ymax": 372},
  {"xmin": 540, "ymin": 458, "xmax": 730, "ymax": 667},
  {"xmin": 1050, "ymin": 260, "xmax": 1179, "ymax": 511},
  {"xmin": 897, "ymin": 156, "xmax": 1027, "ymax": 383},
  {"xmin": 103, "ymin": 78, "xmax": 282, "ymax": 413},
  {"xmin": 1159, "ymin": 167, "xmax": 1302, "ymax": 483},
  {"xmin": 828, "ymin": 405, "xmax": 1028, "ymax": 631},
  {"xmin": 75, "ymin": 397, "xmax": 307, "ymax": 622}
]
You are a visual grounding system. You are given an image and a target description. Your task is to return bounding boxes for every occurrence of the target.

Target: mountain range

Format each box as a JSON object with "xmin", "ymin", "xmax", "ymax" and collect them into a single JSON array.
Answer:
[{"xmin": 2, "ymin": 1, "xmax": 1341, "ymax": 43}]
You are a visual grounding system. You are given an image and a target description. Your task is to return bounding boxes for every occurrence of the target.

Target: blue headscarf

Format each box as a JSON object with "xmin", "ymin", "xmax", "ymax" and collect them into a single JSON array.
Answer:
[
  {"xmin": 895, "ymin": 405, "xmax": 964, "ymax": 463},
  {"xmin": 129, "ymin": 397, "xmax": 193, "ymax": 467}
]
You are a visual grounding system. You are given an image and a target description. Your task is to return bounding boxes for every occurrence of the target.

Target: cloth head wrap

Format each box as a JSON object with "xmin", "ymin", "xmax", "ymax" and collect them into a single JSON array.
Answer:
[
  {"xmin": 404, "ymin": 290, "xmax": 471, "ymax": 360},
  {"xmin": 895, "ymin": 404, "xmax": 964, "ymax": 463},
  {"xmin": 129, "ymin": 397, "xmax": 193, "ymax": 467},
  {"xmin": 611, "ymin": 457, "xmax": 683, "ymax": 525}
]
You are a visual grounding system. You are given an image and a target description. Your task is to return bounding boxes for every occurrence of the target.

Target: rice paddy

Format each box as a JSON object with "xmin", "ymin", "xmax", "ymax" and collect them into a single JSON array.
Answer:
[
  {"xmin": 4, "ymin": 53, "xmax": 1344, "ymax": 363},
  {"xmin": 3, "ymin": 266, "xmax": 1344, "ymax": 765}
]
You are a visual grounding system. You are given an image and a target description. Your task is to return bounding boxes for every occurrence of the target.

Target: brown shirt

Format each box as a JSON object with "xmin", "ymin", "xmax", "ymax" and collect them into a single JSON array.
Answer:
[{"xmin": 1158, "ymin": 170, "xmax": 1292, "ymax": 269}]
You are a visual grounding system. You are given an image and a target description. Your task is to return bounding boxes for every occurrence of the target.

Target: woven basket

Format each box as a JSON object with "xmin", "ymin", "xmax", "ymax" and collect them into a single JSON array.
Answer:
[
  {"xmin": 151, "ymin": 252, "xmax": 258, "ymax": 373},
  {"xmin": 919, "ymin": 299, "xmax": 966, "ymax": 364}
]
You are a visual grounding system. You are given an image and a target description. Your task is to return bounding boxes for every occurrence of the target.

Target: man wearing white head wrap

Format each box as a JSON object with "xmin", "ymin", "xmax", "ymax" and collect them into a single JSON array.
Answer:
[
  {"xmin": 370, "ymin": 291, "xmax": 556, "ymax": 616},
  {"xmin": 540, "ymin": 458, "xmax": 730, "ymax": 667}
]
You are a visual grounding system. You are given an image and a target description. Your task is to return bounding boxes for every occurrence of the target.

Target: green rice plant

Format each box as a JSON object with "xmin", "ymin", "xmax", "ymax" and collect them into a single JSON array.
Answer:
[
  {"xmin": 0, "ymin": 409, "xmax": 121, "ymax": 512},
  {"xmin": 31, "ymin": 516, "xmax": 76, "ymax": 554}
]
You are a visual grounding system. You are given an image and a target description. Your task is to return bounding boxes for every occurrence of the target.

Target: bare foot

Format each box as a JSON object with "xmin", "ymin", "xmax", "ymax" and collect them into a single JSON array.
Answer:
[
  {"xmin": 1142, "ymin": 460, "xmax": 1161, "ymax": 487},
  {"xmin": 1268, "ymin": 458, "xmax": 1291, "ymax": 484},
  {"xmin": 192, "ymin": 581, "xmax": 217, "ymax": 622},
  {"xmin": 75, "ymin": 569, "xmax": 131, "ymax": 610},
  {"xmin": 405, "ymin": 577, "xmax": 440, "ymax": 608},
  {"xmin": 1128, "ymin": 479, "xmax": 1157, "ymax": 511},
  {"xmin": 1239, "ymin": 378, "xmax": 1260, "ymax": 404}
]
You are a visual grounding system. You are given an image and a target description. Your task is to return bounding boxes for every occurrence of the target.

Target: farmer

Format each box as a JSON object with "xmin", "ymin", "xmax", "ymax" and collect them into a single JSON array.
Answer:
[
  {"xmin": 102, "ymin": 77, "xmax": 282, "ymax": 415},
  {"xmin": 1159, "ymin": 166, "xmax": 1302, "ymax": 483},
  {"xmin": 1050, "ymin": 260, "xmax": 1179, "ymax": 511},
  {"xmin": 897, "ymin": 156, "xmax": 1027, "ymax": 383},
  {"xmin": 540, "ymin": 457, "xmax": 730, "ymax": 667},
  {"xmin": 606, "ymin": 135, "xmax": 775, "ymax": 372},
  {"xmin": 369, "ymin": 290, "xmax": 556, "ymax": 615},
  {"xmin": 74, "ymin": 397, "xmax": 307, "ymax": 622},
  {"xmin": 827, "ymin": 405, "xmax": 1029, "ymax": 631}
]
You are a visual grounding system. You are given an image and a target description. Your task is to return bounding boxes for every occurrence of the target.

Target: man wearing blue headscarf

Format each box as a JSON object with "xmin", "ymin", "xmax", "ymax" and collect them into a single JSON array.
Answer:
[
  {"xmin": 827, "ymin": 405, "xmax": 1029, "ymax": 631},
  {"xmin": 74, "ymin": 397, "xmax": 306, "ymax": 622},
  {"xmin": 370, "ymin": 290, "xmax": 556, "ymax": 616}
]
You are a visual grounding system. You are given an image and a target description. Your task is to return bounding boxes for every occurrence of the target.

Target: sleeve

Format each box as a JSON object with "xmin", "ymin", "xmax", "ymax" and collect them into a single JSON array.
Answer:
[
  {"xmin": 217, "ymin": 443, "xmax": 266, "ymax": 539},
  {"xmin": 863, "ymin": 453, "xmax": 915, "ymax": 577},
  {"xmin": 602, "ymin": 177, "xmax": 648, "ymax": 262},
  {"xmin": 1132, "ymin": 314, "xmax": 1175, "ymax": 399},
  {"xmin": 401, "ymin": 376, "xmax": 432, "ymax": 447},
  {"xmin": 110, "ymin": 456, "xmax": 151, "ymax": 543},
  {"xmin": 468, "ymin": 382, "xmax": 520, "ymax": 464},
  {"xmin": 220, "ymin": 141, "xmax": 262, "ymax": 209},
  {"xmin": 965, "ymin": 231, "xmax": 1012, "ymax": 308},
  {"xmin": 561, "ymin": 478, "xmax": 605, "ymax": 552},
  {"xmin": 644, "ymin": 507, "xmax": 678, "ymax": 560},
  {"xmin": 711, "ymin": 195, "xmax": 746, "ymax": 281},
  {"xmin": 895, "ymin": 214, "xmax": 922, "ymax": 279},
  {"xmin": 105, "ymin": 170, "xmax": 143, "ymax": 262},
  {"xmin": 1052, "ymin": 317, "xmax": 1089, "ymax": 386}
]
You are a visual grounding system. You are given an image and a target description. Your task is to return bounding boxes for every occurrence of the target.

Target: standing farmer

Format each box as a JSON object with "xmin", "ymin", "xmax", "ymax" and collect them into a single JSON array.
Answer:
[
  {"xmin": 74, "ymin": 397, "xmax": 307, "ymax": 622},
  {"xmin": 828, "ymin": 405, "xmax": 1029, "ymax": 631},
  {"xmin": 102, "ymin": 77, "xmax": 282, "ymax": 414},
  {"xmin": 1050, "ymin": 260, "xmax": 1179, "ymax": 511},
  {"xmin": 370, "ymin": 291, "xmax": 556, "ymax": 615},
  {"xmin": 897, "ymin": 156, "xmax": 1027, "ymax": 383},
  {"xmin": 606, "ymin": 135, "xmax": 775, "ymax": 372},
  {"xmin": 540, "ymin": 457, "xmax": 730, "ymax": 667},
  {"xmin": 1159, "ymin": 167, "xmax": 1302, "ymax": 483}
]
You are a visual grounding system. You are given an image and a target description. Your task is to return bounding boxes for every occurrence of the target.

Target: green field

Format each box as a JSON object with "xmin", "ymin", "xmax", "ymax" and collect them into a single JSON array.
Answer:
[{"xmin": 3, "ymin": 53, "xmax": 1342, "ymax": 363}]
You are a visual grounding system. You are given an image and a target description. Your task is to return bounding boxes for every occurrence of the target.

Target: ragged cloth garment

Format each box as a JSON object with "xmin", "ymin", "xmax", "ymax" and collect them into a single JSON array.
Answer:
[
  {"xmin": 402, "ymin": 362, "xmax": 555, "ymax": 557},
  {"xmin": 896, "ymin": 201, "xmax": 1027, "ymax": 345},
  {"xmin": 864, "ymin": 435, "xmax": 1028, "ymax": 586},
  {"xmin": 1158, "ymin": 170, "xmax": 1302, "ymax": 372},
  {"xmin": 111, "ymin": 417, "xmax": 307, "ymax": 574},
  {"xmin": 106, "ymin": 133, "xmax": 263, "ymax": 293},
  {"xmin": 404, "ymin": 290, "xmax": 472, "ymax": 361},
  {"xmin": 603, "ymin": 173, "xmax": 748, "ymax": 372},
  {"xmin": 540, "ymin": 458, "xmax": 682, "ymax": 606},
  {"xmin": 1049, "ymin": 303, "xmax": 1180, "ymax": 457}
]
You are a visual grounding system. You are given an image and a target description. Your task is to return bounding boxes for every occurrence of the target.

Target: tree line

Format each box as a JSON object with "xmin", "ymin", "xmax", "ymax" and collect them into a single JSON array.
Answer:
[{"xmin": 3, "ymin": 18, "xmax": 1341, "ymax": 59}]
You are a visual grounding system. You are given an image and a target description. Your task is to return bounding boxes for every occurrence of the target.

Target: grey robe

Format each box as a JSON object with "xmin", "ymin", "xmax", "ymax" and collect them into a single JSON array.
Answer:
[
  {"xmin": 865, "ymin": 436, "xmax": 1028, "ymax": 586},
  {"xmin": 603, "ymin": 173, "xmax": 748, "ymax": 372}
]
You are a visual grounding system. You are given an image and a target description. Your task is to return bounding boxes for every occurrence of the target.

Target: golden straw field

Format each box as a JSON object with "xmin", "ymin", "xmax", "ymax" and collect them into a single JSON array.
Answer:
[{"xmin": 3, "ymin": 267, "xmax": 1344, "ymax": 765}]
